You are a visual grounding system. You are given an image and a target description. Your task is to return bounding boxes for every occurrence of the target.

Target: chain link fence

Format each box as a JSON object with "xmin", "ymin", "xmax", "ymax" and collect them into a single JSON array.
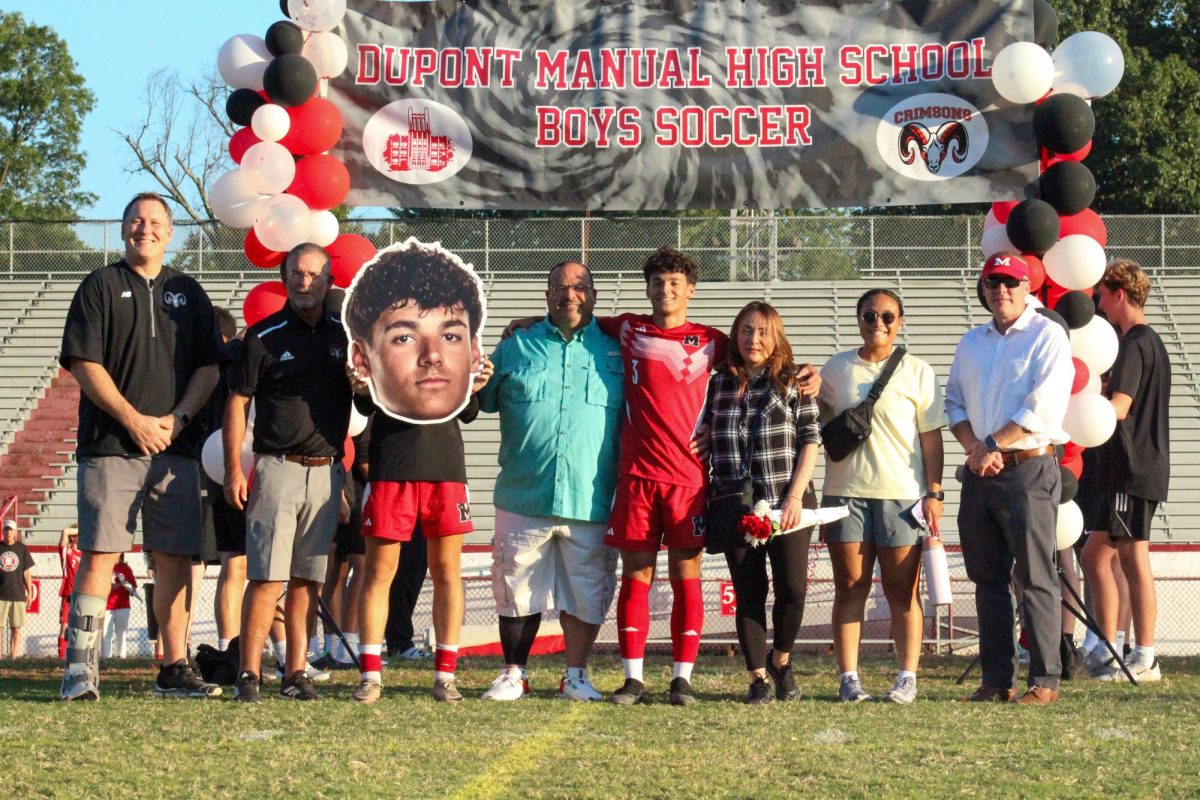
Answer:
[{"xmin": 4, "ymin": 213, "xmax": 1200, "ymax": 281}]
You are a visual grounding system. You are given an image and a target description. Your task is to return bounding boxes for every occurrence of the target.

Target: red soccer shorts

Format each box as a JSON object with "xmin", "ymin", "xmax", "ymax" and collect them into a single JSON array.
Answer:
[
  {"xmin": 361, "ymin": 481, "xmax": 474, "ymax": 541},
  {"xmin": 60, "ymin": 597, "xmax": 70, "ymax": 625},
  {"xmin": 606, "ymin": 476, "xmax": 707, "ymax": 551}
]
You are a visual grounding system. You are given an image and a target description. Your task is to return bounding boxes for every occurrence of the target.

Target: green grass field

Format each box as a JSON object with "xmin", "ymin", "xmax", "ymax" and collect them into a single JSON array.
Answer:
[{"xmin": 2, "ymin": 653, "xmax": 1198, "ymax": 799}]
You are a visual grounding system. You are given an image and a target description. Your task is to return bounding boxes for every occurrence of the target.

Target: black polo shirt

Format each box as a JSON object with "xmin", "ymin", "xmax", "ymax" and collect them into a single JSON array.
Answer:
[
  {"xmin": 1099, "ymin": 324, "xmax": 1171, "ymax": 501},
  {"xmin": 60, "ymin": 260, "xmax": 220, "ymax": 460},
  {"xmin": 235, "ymin": 304, "xmax": 352, "ymax": 458}
]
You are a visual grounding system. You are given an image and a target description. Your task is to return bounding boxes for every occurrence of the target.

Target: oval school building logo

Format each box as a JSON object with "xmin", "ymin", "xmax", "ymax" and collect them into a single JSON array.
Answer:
[
  {"xmin": 876, "ymin": 93, "xmax": 988, "ymax": 181},
  {"xmin": 363, "ymin": 99, "xmax": 473, "ymax": 186}
]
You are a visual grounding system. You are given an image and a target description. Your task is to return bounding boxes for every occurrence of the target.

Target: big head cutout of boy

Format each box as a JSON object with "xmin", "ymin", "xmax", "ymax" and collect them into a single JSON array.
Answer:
[{"xmin": 343, "ymin": 239, "xmax": 486, "ymax": 424}]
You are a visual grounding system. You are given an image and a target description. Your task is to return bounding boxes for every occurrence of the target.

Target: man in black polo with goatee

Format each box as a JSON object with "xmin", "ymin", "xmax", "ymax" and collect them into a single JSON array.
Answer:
[
  {"xmin": 224, "ymin": 242, "xmax": 353, "ymax": 702},
  {"xmin": 59, "ymin": 192, "xmax": 221, "ymax": 700}
]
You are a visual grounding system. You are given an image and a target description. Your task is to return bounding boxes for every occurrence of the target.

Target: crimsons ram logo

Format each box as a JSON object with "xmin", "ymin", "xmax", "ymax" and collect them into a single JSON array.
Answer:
[
  {"xmin": 363, "ymin": 99, "xmax": 473, "ymax": 186},
  {"xmin": 876, "ymin": 93, "xmax": 988, "ymax": 181}
]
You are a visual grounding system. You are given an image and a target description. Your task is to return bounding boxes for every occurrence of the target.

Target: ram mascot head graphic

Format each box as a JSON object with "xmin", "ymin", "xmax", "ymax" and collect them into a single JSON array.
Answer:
[{"xmin": 898, "ymin": 121, "xmax": 969, "ymax": 174}]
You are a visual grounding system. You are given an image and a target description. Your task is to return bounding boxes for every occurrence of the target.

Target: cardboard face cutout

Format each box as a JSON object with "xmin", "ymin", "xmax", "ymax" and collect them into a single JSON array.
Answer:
[{"xmin": 342, "ymin": 238, "xmax": 486, "ymax": 424}]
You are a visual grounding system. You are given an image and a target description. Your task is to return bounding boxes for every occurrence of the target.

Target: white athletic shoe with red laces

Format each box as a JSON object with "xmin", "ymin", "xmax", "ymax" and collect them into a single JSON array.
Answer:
[{"xmin": 481, "ymin": 671, "xmax": 529, "ymax": 701}]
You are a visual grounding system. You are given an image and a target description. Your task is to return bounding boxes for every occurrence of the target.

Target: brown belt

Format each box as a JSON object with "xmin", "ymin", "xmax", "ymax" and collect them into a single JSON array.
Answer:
[
  {"xmin": 278, "ymin": 454, "xmax": 335, "ymax": 467},
  {"xmin": 998, "ymin": 445, "xmax": 1056, "ymax": 465}
]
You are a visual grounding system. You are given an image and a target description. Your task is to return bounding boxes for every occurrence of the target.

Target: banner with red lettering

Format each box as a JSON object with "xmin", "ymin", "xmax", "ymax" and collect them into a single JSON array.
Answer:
[{"xmin": 330, "ymin": 0, "xmax": 1038, "ymax": 210}]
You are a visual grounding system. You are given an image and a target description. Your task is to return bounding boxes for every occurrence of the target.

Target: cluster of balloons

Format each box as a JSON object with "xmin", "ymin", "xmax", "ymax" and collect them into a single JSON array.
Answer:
[
  {"xmin": 212, "ymin": 0, "xmax": 378, "ymax": 327},
  {"xmin": 984, "ymin": 9, "xmax": 1127, "ymax": 552}
]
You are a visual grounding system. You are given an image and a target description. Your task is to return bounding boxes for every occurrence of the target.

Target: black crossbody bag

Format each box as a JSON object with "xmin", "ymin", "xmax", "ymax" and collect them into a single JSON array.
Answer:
[{"xmin": 821, "ymin": 347, "xmax": 906, "ymax": 462}]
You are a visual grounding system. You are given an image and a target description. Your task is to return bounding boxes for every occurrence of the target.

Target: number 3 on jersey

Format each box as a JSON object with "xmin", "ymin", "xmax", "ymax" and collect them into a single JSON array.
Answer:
[{"xmin": 630, "ymin": 358, "xmax": 639, "ymax": 385}]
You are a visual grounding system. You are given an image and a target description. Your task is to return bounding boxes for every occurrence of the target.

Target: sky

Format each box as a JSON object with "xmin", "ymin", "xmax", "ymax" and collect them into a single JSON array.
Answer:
[{"xmin": 6, "ymin": 1, "xmax": 281, "ymax": 219}]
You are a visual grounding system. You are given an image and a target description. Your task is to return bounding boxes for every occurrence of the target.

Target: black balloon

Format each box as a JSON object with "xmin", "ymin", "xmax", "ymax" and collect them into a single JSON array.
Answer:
[
  {"xmin": 1059, "ymin": 466, "xmax": 1078, "ymax": 504},
  {"xmin": 1034, "ymin": 0, "xmax": 1059, "ymax": 49},
  {"xmin": 1034, "ymin": 94, "xmax": 1096, "ymax": 155},
  {"xmin": 1055, "ymin": 291, "xmax": 1097, "ymax": 330},
  {"xmin": 1040, "ymin": 161, "xmax": 1096, "ymax": 216},
  {"xmin": 1006, "ymin": 199, "xmax": 1060, "ymax": 255},
  {"xmin": 279, "ymin": 0, "xmax": 291, "ymax": 18},
  {"xmin": 266, "ymin": 21, "xmax": 304, "ymax": 56},
  {"xmin": 225, "ymin": 88, "xmax": 266, "ymax": 127},
  {"xmin": 263, "ymin": 53, "xmax": 317, "ymax": 108},
  {"xmin": 1036, "ymin": 306, "xmax": 1070, "ymax": 336}
]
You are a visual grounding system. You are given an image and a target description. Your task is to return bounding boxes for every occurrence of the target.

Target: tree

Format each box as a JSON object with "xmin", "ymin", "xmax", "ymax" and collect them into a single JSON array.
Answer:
[
  {"xmin": 1050, "ymin": 1, "xmax": 1200, "ymax": 213},
  {"xmin": 116, "ymin": 69, "xmax": 233, "ymax": 227},
  {"xmin": 0, "ymin": 12, "xmax": 96, "ymax": 219}
]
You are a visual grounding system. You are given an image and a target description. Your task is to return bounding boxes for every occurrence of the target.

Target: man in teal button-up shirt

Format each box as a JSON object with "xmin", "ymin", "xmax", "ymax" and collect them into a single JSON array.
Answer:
[{"xmin": 477, "ymin": 261, "xmax": 623, "ymax": 701}]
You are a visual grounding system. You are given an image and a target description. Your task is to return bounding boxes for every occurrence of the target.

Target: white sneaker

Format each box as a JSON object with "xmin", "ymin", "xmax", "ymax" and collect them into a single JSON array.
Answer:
[
  {"xmin": 1125, "ymin": 658, "xmax": 1162, "ymax": 683},
  {"xmin": 481, "ymin": 671, "xmax": 529, "ymax": 701},
  {"xmin": 276, "ymin": 662, "xmax": 332, "ymax": 683},
  {"xmin": 558, "ymin": 672, "xmax": 603, "ymax": 701},
  {"xmin": 397, "ymin": 645, "xmax": 433, "ymax": 661}
]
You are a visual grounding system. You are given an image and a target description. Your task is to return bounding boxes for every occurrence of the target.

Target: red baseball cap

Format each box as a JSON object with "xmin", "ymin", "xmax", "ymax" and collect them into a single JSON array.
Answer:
[{"xmin": 981, "ymin": 253, "xmax": 1030, "ymax": 281}]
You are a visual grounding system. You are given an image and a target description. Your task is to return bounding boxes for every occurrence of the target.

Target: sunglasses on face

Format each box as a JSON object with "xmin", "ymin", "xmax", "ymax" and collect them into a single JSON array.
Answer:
[
  {"xmin": 860, "ymin": 311, "xmax": 897, "ymax": 325},
  {"xmin": 983, "ymin": 275, "xmax": 1023, "ymax": 290}
]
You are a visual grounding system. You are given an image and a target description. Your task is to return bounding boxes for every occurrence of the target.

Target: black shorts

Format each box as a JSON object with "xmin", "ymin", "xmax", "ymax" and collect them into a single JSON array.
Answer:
[
  {"xmin": 333, "ymin": 509, "xmax": 365, "ymax": 559},
  {"xmin": 202, "ymin": 476, "xmax": 246, "ymax": 556},
  {"xmin": 1100, "ymin": 491, "xmax": 1158, "ymax": 542}
]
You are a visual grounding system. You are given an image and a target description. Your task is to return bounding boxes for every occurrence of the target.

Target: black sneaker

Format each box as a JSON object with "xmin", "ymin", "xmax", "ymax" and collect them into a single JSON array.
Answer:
[
  {"xmin": 668, "ymin": 677, "xmax": 697, "ymax": 706},
  {"xmin": 154, "ymin": 659, "xmax": 222, "ymax": 698},
  {"xmin": 608, "ymin": 678, "xmax": 645, "ymax": 705},
  {"xmin": 280, "ymin": 670, "xmax": 320, "ymax": 701},
  {"xmin": 746, "ymin": 676, "xmax": 773, "ymax": 705},
  {"xmin": 765, "ymin": 654, "xmax": 800, "ymax": 701},
  {"xmin": 233, "ymin": 671, "xmax": 262, "ymax": 704}
]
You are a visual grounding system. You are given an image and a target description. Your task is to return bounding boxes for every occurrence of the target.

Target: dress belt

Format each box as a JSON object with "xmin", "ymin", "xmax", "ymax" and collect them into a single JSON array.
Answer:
[
  {"xmin": 998, "ymin": 445, "xmax": 1056, "ymax": 465},
  {"xmin": 274, "ymin": 454, "xmax": 335, "ymax": 467}
]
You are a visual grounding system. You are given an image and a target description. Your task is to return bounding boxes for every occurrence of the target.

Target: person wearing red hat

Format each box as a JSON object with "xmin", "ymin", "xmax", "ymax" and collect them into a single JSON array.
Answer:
[{"xmin": 945, "ymin": 252, "xmax": 1075, "ymax": 706}]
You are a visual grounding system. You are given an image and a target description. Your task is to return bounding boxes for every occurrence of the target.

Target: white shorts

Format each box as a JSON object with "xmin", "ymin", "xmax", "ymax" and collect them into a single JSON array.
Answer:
[{"xmin": 490, "ymin": 508, "xmax": 618, "ymax": 626}]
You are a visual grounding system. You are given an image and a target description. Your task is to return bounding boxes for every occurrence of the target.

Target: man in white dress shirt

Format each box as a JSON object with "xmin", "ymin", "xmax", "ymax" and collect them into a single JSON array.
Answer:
[{"xmin": 945, "ymin": 254, "xmax": 1075, "ymax": 706}]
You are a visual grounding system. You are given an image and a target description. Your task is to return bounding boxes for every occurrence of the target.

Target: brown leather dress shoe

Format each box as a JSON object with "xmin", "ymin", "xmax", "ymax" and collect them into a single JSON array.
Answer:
[
  {"xmin": 1015, "ymin": 686, "xmax": 1059, "ymax": 706},
  {"xmin": 958, "ymin": 684, "xmax": 1019, "ymax": 703}
]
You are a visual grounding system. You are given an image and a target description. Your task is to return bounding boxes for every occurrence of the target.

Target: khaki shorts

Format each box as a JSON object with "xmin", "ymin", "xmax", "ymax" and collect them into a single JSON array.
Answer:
[
  {"xmin": 77, "ymin": 454, "xmax": 203, "ymax": 556},
  {"xmin": 491, "ymin": 508, "xmax": 618, "ymax": 625},
  {"xmin": 245, "ymin": 456, "xmax": 344, "ymax": 583},
  {"xmin": 0, "ymin": 599, "xmax": 27, "ymax": 628}
]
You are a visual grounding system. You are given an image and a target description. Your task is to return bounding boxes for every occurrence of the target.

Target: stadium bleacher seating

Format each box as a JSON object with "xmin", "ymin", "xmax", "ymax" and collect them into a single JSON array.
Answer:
[{"xmin": 2, "ymin": 272, "xmax": 1196, "ymax": 546}]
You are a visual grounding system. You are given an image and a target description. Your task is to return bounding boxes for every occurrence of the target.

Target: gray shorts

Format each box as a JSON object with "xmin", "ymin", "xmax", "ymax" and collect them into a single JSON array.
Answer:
[
  {"xmin": 77, "ymin": 454, "xmax": 203, "ymax": 556},
  {"xmin": 245, "ymin": 455, "xmax": 344, "ymax": 583},
  {"xmin": 821, "ymin": 496, "xmax": 923, "ymax": 548},
  {"xmin": 0, "ymin": 599, "xmax": 26, "ymax": 628}
]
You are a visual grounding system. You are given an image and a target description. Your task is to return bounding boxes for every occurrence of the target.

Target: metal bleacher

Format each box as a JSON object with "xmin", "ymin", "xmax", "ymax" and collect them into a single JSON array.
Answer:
[{"xmin": 3, "ymin": 271, "xmax": 1199, "ymax": 546}]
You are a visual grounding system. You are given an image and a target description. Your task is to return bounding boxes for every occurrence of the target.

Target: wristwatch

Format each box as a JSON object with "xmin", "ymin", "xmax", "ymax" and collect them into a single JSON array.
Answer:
[
  {"xmin": 983, "ymin": 434, "xmax": 1000, "ymax": 452},
  {"xmin": 172, "ymin": 410, "xmax": 192, "ymax": 427},
  {"xmin": 925, "ymin": 491, "xmax": 945, "ymax": 501}
]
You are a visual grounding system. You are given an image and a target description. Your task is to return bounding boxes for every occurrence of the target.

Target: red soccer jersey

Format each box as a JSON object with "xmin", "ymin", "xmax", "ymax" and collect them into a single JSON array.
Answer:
[
  {"xmin": 60, "ymin": 545, "xmax": 82, "ymax": 599},
  {"xmin": 599, "ymin": 313, "xmax": 727, "ymax": 488},
  {"xmin": 107, "ymin": 562, "xmax": 137, "ymax": 611}
]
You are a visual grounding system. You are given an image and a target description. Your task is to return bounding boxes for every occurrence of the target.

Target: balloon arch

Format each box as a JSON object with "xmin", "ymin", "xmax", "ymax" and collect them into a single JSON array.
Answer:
[{"xmin": 206, "ymin": 0, "xmax": 1125, "ymax": 548}]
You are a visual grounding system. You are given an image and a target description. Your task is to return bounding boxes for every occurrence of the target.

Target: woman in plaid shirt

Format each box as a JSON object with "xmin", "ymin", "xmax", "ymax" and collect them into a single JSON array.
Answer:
[{"xmin": 704, "ymin": 301, "xmax": 821, "ymax": 704}]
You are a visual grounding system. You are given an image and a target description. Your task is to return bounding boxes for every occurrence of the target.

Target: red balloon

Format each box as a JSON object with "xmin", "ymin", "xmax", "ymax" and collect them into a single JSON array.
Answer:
[
  {"xmin": 1063, "ymin": 441, "xmax": 1084, "ymax": 461},
  {"xmin": 242, "ymin": 281, "xmax": 288, "ymax": 327},
  {"xmin": 1043, "ymin": 141, "xmax": 1092, "ymax": 170},
  {"xmin": 1062, "ymin": 454, "xmax": 1083, "ymax": 480},
  {"xmin": 288, "ymin": 154, "xmax": 351, "ymax": 210},
  {"xmin": 1059, "ymin": 209, "xmax": 1107, "ymax": 247},
  {"xmin": 1042, "ymin": 281, "xmax": 1070, "ymax": 311},
  {"xmin": 991, "ymin": 201, "xmax": 1020, "ymax": 225},
  {"xmin": 342, "ymin": 435, "xmax": 355, "ymax": 472},
  {"xmin": 278, "ymin": 98, "xmax": 343, "ymax": 156},
  {"xmin": 328, "ymin": 234, "xmax": 378, "ymax": 288},
  {"xmin": 229, "ymin": 126, "xmax": 261, "ymax": 165},
  {"xmin": 244, "ymin": 229, "xmax": 286, "ymax": 270},
  {"xmin": 1071, "ymin": 357, "xmax": 1090, "ymax": 394},
  {"xmin": 1025, "ymin": 254, "xmax": 1046, "ymax": 293}
]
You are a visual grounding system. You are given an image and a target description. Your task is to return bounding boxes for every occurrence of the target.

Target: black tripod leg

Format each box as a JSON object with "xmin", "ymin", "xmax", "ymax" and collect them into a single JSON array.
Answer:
[
  {"xmin": 956, "ymin": 653, "xmax": 981, "ymax": 685},
  {"xmin": 316, "ymin": 595, "xmax": 359, "ymax": 665},
  {"xmin": 1057, "ymin": 566, "xmax": 1137, "ymax": 686}
]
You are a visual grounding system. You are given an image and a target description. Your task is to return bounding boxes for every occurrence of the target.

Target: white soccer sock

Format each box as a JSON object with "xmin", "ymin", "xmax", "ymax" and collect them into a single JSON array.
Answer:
[
  {"xmin": 273, "ymin": 640, "xmax": 287, "ymax": 666},
  {"xmin": 899, "ymin": 670, "xmax": 917, "ymax": 683},
  {"xmin": 308, "ymin": 634, "xmax": 321, "ymax": 658},
  {"xmin": 841, "ymin": 671, "xmax": 859, "ymax": 682},
  {"xmin": 359, "ymin": 643, "xmax": 382, "ymax": 683},
  {"xmin": 622, "ymin": 658, "xmax": 644, "ymax": 682},
  {"xmin": 1134, "ymin": 645, "xmax": 1155, "ymax": 666},
  {"xmin": 1115, "ymin": 631, "xmax": 1127, "ymax": 652},
  {"xmin": 344, "ymin": 632, "xmax": 360, "ymax": 661},
  {"xmin": 217, "ymin": 638, "xmax": 230, "ymax": 652},
  {"xmin": 505, "ymin": 664, "xmax": 526, "ymax": 679},
  {"xmin": 566, "ymin": 667, "xmax": 587, "ymax": 682},
  {"xmin": 330, "ymin": 638, "xmax": 346, "ymax": 663},
  {"xmin": 673, "ymin": 661, "xmax": 694, "ymax": 682},
  {"xmin": 1082, "ymin": 629, "xmax": 1100, "ymax": 653}
]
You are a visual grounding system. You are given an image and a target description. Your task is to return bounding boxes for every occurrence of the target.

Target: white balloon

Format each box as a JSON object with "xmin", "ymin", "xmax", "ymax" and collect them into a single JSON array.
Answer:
[
  {"xmin": 309, "ymin": 210, "xmax": 339, "ymax": 247},
  {"xmin": 1044, "ymin": 235, "xmax": 1106, "ymax": 291},
  {"xmin": 251, "ymin": 104, "xmax": 291, "ymax": 143},
  {"xmin": 202, "ymin": 430, "xmax": 225, "ymax": 484},
  {"xmin": 210, "ymin": 169, "xmax": 267, "ymax": 228},
  {"xmin": 983, "ymin": 209, "xmax": 1000, "ymax": 230},
  {"xmin": 1070, "ymin": 315, "xmax": 1119, "ymax": 375},
  {"xmin": 1086, "ymin": 371, "xmax": 1101, "ymax": 393},
  {"xmin": 992, "ymin": 42, "xmax": 1055, "ymax": 104},
  {"xmin": 254, "ymin": 194, "xmax": 312, "ymax": 252},
  {"xmin": 302, "ymin": 31, "xmax": 349, "ymax": 78},
  {"xmin": 240, "ymin": 141, "xmax": 297, "ymax": 196},
  {"xmin": 981, "ymin": 225, "xmax": 1017, "ymax": 258},
  {"xmin": 1052, "ymin": 31, "xmax": 1126, "ymax": 99},
  {"xmin": 1064, "ymin": 390, "xmax": 1117, "ymax": 448},
  {"xmin": 348, "ymin": 403, "xmax": 368, "ymax": 437},
  {"xmin": 1056, "ymin": 500, "xmax": 1084, "ymax": 550},
  {"xmin": 217, "ymin": 34, "xmax": 271, "ymax": 90},
  {"xmin": 287, "ymin": 0, "xmax": 347, "ymax": 33}
]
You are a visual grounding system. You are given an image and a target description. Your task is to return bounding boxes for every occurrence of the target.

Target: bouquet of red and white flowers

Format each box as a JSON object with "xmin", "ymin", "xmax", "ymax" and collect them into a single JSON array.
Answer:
[{"xmin": 737, "ymin": 500, "xmax": 782, "ymax": 548}]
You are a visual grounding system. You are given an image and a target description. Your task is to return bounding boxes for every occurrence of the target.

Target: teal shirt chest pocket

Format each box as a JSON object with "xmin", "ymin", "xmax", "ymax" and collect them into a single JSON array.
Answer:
[
  {"xmin": 586, "ymin": 356, "xmax": 624, "ymax": 409},
  {"xmin": 503, "ymin": 360, "xmax": 547, "ymax": 403}
]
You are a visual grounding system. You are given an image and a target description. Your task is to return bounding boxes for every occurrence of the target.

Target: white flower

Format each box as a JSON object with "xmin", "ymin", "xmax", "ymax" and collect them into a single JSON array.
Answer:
[{"xmin": 752, "ymin": 499, "xmax": 772, "ymax": 518}]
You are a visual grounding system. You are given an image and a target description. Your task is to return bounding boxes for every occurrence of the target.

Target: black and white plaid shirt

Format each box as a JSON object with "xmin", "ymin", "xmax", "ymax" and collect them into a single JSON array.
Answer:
[{"xmin": 706, "ymin": 369, "xmax": 821, "ymax": 507}]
